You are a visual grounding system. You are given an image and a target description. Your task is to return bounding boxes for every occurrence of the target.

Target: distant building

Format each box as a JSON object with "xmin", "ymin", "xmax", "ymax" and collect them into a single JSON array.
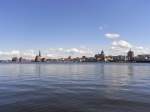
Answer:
[
  {"xmin": 41, "ymin": 58, "xmax": 47, "ymax": 62},
  {"xmin": 68, "ymin": 56, "xmax": 72, "ymax": 60},
  {"xmin": 86, "ymin": 57, "xmax": 97, "ymax": 62},
  {"xmin": 112, "ymin": 55, "xmax": 126, "ymax": 62},
  {"xmin": 127, "ymin": 49, "xmax": 134, "ymax": 62},
  {"xmin": 35, "ymin": 51, "xmax": 42, "ymax": 62},
  {"xmin": 80, "ymin": 56, "xmax": 87, "ymax": 62},
  {"xmin": 19, "ymin": 57, "xmax": 23, "ymax": 62},
  {"xmin": 72, "ymin": 57, "xmax": 80, "ymax": 62},
  {"xmin": 95, "ymin": 50, "xmax": 105, "ymax": 61},
  {"xmin": 12, "ymin": 57, "xmax": 19, "ymax": 62},
  {"xmin": 18, "ymin": 57, "xmax": 31, "ymax": 63},
  {"xmin": 64, "ymin": 56, "xmax": 72, "ymax": 62},
  {"xmin": 135, "ymin": 54, "xmax": 150, "ymax": 62},
  {"xmin": 105, "ymin": 56, "xmax": 113, "ymax": 62}
]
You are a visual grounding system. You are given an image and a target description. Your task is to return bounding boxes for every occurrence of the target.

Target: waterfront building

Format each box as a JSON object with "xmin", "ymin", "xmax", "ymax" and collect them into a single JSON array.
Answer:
[
  {"xmin": 64, "ymin": 56, "xmax": 72, "ymax": 62},
  {"xmin": 112, "ymin": 55, "xmax": 126, "ymax": 62},
  {"xmin": 75, "ymin": 56, "xmax": 96, "ymax": 62},
  {"xmin": 12, "ymin": 57, "xmax": 19, "ymax": 62},
  {"xmin": 72, "ymin": 57, "xmax": 80, "ymax": 62},
  {"xmin": 86, "ymin": 57, "xmax": 97, "ymax": 62},
  {"xmin": 19, "ymin": 57, "xmax": 23, "ymax": 62},
  {"xmin": 127, "ymin": 49, "xmax": 134, "ymax": 62},
  {"xmin": 105, "ymin": 56, "xmax": 113, "ymax": 62},
  {"xmin": 41, "ymin": 58, "xmax": 47, "ymax": 62},
  {"xmin": 35, "ymin": 51, "xmax": 42, "ymax": 62},
  {"xmin": 135, "ymin": 54, "xmax": 150, "ymax": 62},
  {"xmin": 95, "ymin": 50, "xmax": 105, "ymax": 61},
  {"xmin": 68, "ymin": 56, "xmax": 72, "ymax": 60},
  {"xmin": 18, "ymin": 57, "xmax": 32, "ymax": 63},
  {"xmin": 80, "ymin": 56, "xmax": 87, "ymax": 62},
  {"xmin": 47, "ymin": 59, "xmax": 58, "ymax": 62}
]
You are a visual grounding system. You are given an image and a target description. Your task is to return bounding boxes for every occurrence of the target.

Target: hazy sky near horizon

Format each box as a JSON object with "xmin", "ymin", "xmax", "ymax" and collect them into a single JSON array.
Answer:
[{"xmin": 0, "ymin": 0, "xmax": 150, "ymax": 59}]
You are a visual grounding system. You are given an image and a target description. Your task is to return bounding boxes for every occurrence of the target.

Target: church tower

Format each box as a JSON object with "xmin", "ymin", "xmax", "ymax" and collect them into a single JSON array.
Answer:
[
  {"xmin": 39, "ymin": 50, "xmax": 41, "ymax": 57},
  {"xmin": 35, "ymin": 50, "xmax": 42, "ymax": 62}
]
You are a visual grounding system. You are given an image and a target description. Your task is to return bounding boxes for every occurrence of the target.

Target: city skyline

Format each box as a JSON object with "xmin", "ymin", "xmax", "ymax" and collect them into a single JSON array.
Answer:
[
  {"xmin": 0, "ymin": 0, "xmax": 150, "ymax": 59},
  {"xmin": 7, "ymin": 49, "xmax": 150, "ymax": 63},
  {"xmin": 0, "ymin": 49, "xmax": 146, "ymax": 60}
]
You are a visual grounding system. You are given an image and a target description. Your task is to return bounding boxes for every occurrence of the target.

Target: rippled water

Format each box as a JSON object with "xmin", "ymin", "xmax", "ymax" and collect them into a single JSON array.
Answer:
[{"xmin": 0, "ymin": 63, "xmax": 150, "ymax": 112}]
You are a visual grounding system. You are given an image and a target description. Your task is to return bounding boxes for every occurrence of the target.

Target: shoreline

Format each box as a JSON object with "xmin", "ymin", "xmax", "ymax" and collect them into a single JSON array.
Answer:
[{"xmin": 0, "ymin": 61, "xmax": 150, "ymax": 64}]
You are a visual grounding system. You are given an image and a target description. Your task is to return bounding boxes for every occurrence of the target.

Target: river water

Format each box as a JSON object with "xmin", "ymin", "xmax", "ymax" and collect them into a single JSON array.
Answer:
[{"xmin": 0, "ymin": 63, "xmax": 150, "ymax": 112}]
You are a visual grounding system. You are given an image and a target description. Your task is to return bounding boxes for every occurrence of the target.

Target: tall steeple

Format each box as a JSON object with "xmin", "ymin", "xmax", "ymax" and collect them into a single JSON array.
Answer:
[
  {"xmin": 39, "ymin": 50, "xmax": 41, "ymax": 57},
  {"xmin": 101, "ymin": 50, "xmax": 104, "ymax": 55}
]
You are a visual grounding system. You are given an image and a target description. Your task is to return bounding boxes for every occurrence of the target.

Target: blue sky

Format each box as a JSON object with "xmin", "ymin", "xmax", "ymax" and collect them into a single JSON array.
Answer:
[{"xmin": 0, "ymin": 0, "xmax": 150, "ymax": 59}]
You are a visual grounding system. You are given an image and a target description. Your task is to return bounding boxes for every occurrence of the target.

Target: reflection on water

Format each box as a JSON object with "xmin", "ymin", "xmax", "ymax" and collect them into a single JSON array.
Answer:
[{"xmin": 0, "ymin": 63, "xmax": 150, "ymax": 112}]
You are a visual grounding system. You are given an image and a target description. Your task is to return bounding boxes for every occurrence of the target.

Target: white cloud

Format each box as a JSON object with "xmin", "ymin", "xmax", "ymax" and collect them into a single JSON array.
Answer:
[
  {"xmin": 66, "ymin": 48, "xmax": 85, "ymax": 54},
  {"xmin": 136, "ymin": 46, "xmax": 144, "ymax": 50},
  {"xmin": 58, "ymin": 48, "xmax": 64, "ymax": 51},
  {"xmin": 133, "ymin": 47, "xmax": 150, "ymax": 54},
  {"xmin": 22, "ymin": 50, "xmax": 36, "ymax": 59},
  {"xmin": 11, "ymin": 50, "xmax": 20, "ymax": 55},
  {"xmin": 105, "ymin": 33, "xmax": 120, "ymax": 39},
  {"xmin": 105, "ymin": 33, "xmax": 132, "ymax": 54},
  {"xmin": 47, "ymin": 47, "xmax": 93, "ymax": 58},
  {"xmin": 0, "ymin": 50, "xmax": 20, "ymax": 56},
  {"xmin": 0, "ymin": 47, "xmax": 93, "ymax": 60},
  {"xmin": 104, "ymin": 33, "xmax": 150, "ymax": 55},
  {"xmin": 0, "ymin": 50, "xmax": 20, "ymax": 60},
  {"xmin": 46, "ymin": 54, "xmax": 56, "ymax": 58},
  {"xmin": 112, "ymin": 40, "xmax": 132, "ymax": 49}
]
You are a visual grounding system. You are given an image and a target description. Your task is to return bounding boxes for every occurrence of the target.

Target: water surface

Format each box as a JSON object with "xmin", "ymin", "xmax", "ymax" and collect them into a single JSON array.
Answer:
[{"xmin": 0, "ymin": 63, "xmax": 150, "ymax": 112}]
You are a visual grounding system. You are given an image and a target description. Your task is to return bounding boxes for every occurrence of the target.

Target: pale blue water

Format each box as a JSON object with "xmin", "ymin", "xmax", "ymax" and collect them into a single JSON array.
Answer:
[{"xmin": 0, "ymin": 63, "xmax": 150, "ymax": 112}]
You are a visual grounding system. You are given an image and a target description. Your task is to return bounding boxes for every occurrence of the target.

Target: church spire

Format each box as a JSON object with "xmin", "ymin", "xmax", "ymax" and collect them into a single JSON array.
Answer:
[
  {"xmin": 101, "ymin": 50, "xmax": 104, "ymax": 55},
  {"xmin": 39, "ymin": 50, "xmax": 41, "ymax": 57}
]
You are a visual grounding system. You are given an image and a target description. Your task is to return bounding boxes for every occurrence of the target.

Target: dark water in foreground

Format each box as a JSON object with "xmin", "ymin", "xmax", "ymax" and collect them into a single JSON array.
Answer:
[{"xmin": 0, "ymin": 63, "xmax": 150, "ymax": 112}]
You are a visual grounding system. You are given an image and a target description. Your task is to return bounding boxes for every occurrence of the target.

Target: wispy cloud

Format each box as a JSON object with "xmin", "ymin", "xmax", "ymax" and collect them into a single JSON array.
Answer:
[
  {"xmin": 0, "ymin": 50, "xmax": 20, "ymax": 60},
  {"xmin": 99, "ymin": 26, "xmax": 104, "ymax": 31},
  {"xmin": 99, "ymin": 24, "xmax": 108, "ymax": 31},
  {"xmin": 112, "ymin": 40, "xmax": 132, "ymax": 49},
  {"xmin": 22, "ymin": 50, "xmax": 36, "ymax": 59},
  {"xmin": 105, "ymin": 33, "xmax": 120, "ymax": 39},
  {"xmin": 47, "ymin": 47, "xmax": 93, "ymax": 58},
  {"xmin": 104, "ymin": 33, "xmax": 149, "ymax": 55}
]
